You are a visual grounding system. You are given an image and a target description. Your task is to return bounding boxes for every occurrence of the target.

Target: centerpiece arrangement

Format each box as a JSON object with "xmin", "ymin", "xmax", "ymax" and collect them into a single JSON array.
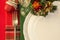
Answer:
[
  {"xmin": 32, "ymin": 1, "xmax": 57, "ymax": 16},
  {"xmin": 20, "ymin": 0, "xmax": 57, "ymax": 17}
]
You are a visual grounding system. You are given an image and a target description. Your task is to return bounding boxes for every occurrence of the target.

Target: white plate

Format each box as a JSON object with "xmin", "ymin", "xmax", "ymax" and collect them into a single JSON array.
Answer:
[
  {"xmin": 23, "ymin": 1, "xmax": 60, "ymax": 40},
  {"xmin": 28, "ymin": 14, "xmax": 60, "ymax": 40},
  {"xmin": 23, "ymin": 12, "xmax": 33, "ymax": 40}
]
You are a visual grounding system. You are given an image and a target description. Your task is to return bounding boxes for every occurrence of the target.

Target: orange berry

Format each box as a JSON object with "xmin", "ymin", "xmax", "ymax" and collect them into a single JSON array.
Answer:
[{"xmin": 32, "ymin": 1, "xmax": 42, "ymax": 11}]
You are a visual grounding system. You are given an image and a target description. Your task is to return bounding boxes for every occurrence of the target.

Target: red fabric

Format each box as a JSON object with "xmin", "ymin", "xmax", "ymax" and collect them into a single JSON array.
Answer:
[
  {"xmin": 0, "ymin": 0, "xmax": 20, "ymax": 40},
  {"xmin": 4, "ymin": 0, "xmax": 20, "ymax": 40},
  {"xmin": 0, "ymin": 0, "xmax": 5, "ymax": 40},
  {"xmin": 6, "ymin": 13, "xmax": 12, "ymax": 25},
  {"xmin": 5, "ymin": 4, "xmax": 15, "ymax": 13},
  {"xmin": 0, "ymin": 0, "xmax": 13, "ymax": 40},
  {"xmin": 5, "ymin": 1, "xmax": 13, "ymax": 40}
]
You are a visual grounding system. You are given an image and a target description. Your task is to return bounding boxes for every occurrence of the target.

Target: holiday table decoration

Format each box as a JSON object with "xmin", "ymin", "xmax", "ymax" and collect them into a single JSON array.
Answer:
[{"xmin": 5, "ymin": 0, "xmax": 60, "ymax": 40}]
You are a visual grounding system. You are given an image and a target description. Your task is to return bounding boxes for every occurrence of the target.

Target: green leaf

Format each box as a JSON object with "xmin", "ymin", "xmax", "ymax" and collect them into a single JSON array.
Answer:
[
  {"xmin": 41, "ymin": 0, "xmax": 46, "ymax": 3},
  {"xmin": 53, "ymin": 6, "xmax": 57, "ymax": 10},
  {"xmin": 50, "ymin": 6, "xmax": 57, "ymax": 12}
]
